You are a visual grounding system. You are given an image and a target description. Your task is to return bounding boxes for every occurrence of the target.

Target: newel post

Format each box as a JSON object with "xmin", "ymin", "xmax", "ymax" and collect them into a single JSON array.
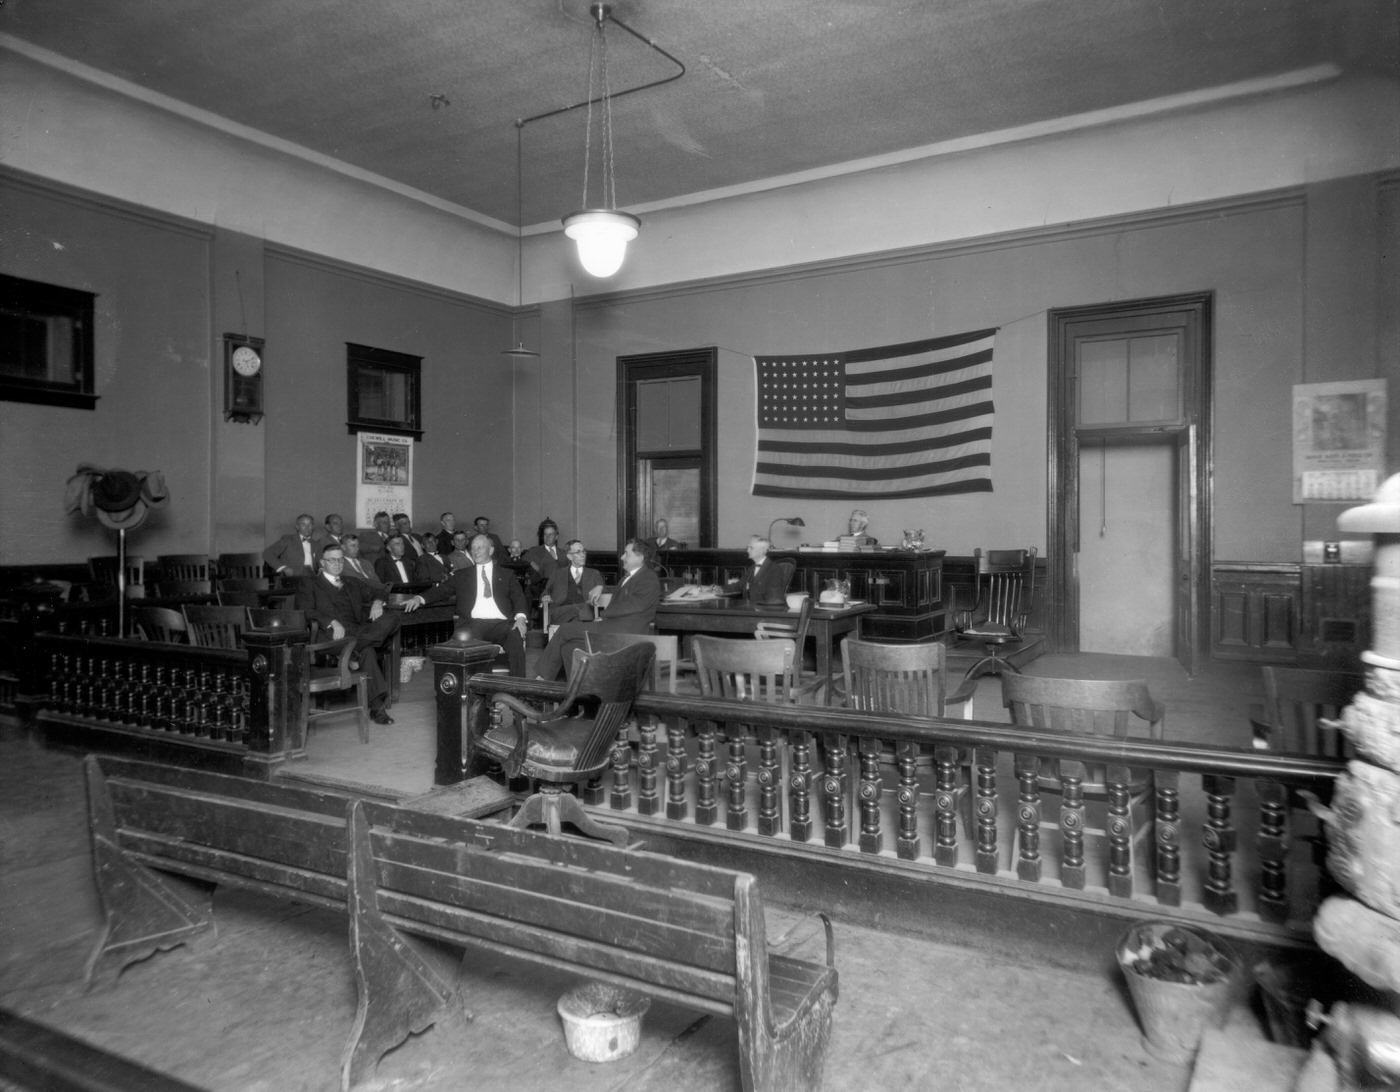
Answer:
[
  {"xmin": 429, "ymin": 637, "xmax": 504, "ymax": 785},
  {"xmin": 242, "ymin": 628, "xmax": 309, "ymax": 779}
]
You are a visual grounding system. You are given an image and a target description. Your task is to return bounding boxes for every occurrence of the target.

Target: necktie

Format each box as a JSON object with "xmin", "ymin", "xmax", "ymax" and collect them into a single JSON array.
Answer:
[{"xmin": 479, "ymin": 565, "xmax": 492, "ymax": 600}]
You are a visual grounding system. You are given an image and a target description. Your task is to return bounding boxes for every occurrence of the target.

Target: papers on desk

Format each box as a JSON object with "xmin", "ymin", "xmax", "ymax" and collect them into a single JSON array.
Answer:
[{"xmin": 665, "ymin": 585, "xmax": 726, "ymax": 602}]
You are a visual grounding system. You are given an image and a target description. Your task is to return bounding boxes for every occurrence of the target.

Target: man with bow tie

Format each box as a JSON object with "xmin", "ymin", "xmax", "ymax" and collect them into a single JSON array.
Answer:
[
  {"xmin": 404, "ymin": 533, "xmax": 528, "ymax": 675},
  {"xmin": 374, "ymin": 534, "xmax": 417, "ymax": 587},
  {"xmin": 297, "ymin": 543, "xmax": 400, "ymax": 725},
  {"xmin": 263, "ymin": 513, "xmax": 329, "ymax": 579},
  {"xmin": 539, "ymin": 540, "xmax": 604, "ymax": 625}
]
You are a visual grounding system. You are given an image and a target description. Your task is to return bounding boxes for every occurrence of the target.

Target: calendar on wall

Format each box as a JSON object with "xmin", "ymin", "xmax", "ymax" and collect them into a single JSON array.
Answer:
[{"xmin": 1292, "ymin": 379, "xmax": 1387, "ymax": 503}]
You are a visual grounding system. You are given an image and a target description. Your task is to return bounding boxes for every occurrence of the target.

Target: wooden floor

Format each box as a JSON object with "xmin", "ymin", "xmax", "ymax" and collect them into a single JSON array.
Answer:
[{"xmin": 0, "ymin": 650, "xmax": 1307, "ymax": 1091}]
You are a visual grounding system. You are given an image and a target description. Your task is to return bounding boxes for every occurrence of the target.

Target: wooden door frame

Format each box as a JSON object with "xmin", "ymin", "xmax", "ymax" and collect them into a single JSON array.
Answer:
[
  {"xmin": 617, "ymin": 348, "xmax": 718, "ymax": 548},
  {"xmin": 1046, "ymin": 293, "xmax": 1213, "ymax": 663}
]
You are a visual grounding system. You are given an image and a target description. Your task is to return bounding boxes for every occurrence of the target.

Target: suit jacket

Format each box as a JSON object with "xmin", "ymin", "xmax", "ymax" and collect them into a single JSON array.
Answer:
[
  {"xmin": 743, "ymin": 559, "xmax": 792, "ymax": 606},
  {"xmin": 544, "ymin": 564, "xmax": 604, "ymax": 609},
  {"xmin": 598, "ymin": 565, "xmax": 661, "ymax": 630},
  {"xmin": 433, "ymin": 530, "xmax": 456, "ymax": 555},
  {"xmin": 356, "ymin": 528, "xmax": 393, "ymax": 562},
  {"xmin": 341, "ymin": 555, "xmax": 386, "ymax": 589},
  {"xmin": 647, "ymin": 536, "xmax": 687, "ymax": 552},
  {"xmin": 420, "ymin": 561, "xmax": 529, "ymax": 620},
  {"xmin": 397, "ymin": 532, "xmax": 427, "ymax": 558},
  {"xmin": 263, "ymin": 530, "xmax": 329, "ymax": 577},
  {"xmin": 297, "ymin": 571, "xmax": 381, "ymax": 633},
  {"xmin": 416, "ymin": 552, "xmax": 450, "ymax": 584},
  {"xmin": 524, "ymin": 543, "xmax": 564, "ymax": 582},
  {"xmin": 375, "ymin": 554, "xmax": 417, "ymax": 586}
]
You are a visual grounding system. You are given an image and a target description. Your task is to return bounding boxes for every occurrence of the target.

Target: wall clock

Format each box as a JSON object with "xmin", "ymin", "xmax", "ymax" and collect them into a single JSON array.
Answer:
[{"xmin": 223, "ymin": 333, "xmax": 265, "ymax": 423}]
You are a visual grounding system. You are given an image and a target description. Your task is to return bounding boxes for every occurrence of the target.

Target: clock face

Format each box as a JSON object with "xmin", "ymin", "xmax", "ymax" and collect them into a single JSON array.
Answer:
[{"xmin": 231, "ymin": 345, "xmax": 262, "ymax": 376}]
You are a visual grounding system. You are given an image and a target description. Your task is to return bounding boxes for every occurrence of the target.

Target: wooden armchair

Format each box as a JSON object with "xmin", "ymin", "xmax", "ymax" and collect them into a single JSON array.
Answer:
[
  {"xmin": 482, "ymin": 642, "xmax": 655, "ymax": 845},
  {"xmin": 1001, "ymin": 673, "xmax": 1164, "ymax": 888},
  {"xmin": 181, "ymin": 604, "xmax": 247, "ymax": 649},
  {"xmin": 952, "ymin": 547, "xmax": 1037, "ymax": 681},
  {"xmin": 754, "ymin": 594, "xmax": 816, "ymax": 691},
  {"xmin": 156, "ymin": 553, "xmax": 212, "ymax": 584},
  {"xmin": 88, "ymin": 555, "xmax": 146, "ymax": 599},
  {"xmin": 130, "ymin": 606, "xmax": 187, "ymax": 643},
  {"xmin": 305, "ymin": 626, "xmax": 370, "ymax": 743},
  {"xmin": 1259, "ymin": 666, "xmax": 1364, "ymax": 758},
  {"xmin": 216, "ymin": 552, "xmax": 266, "ymax": 582}
]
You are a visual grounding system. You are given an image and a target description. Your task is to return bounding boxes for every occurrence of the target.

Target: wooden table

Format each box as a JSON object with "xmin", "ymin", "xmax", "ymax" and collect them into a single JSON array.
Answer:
[{"xmin": 655, "ymin": 598, "xmax": 876, "ymax": 693}]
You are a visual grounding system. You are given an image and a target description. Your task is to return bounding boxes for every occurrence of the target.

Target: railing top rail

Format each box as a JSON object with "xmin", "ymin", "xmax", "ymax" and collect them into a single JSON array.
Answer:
[
  {"xmin": 36, "ymin": 631, "xmax": 249, "ymax": 667},
  {"xmin": 465, "ymin": 674, "xmax": 1344, "ymax": 785}
]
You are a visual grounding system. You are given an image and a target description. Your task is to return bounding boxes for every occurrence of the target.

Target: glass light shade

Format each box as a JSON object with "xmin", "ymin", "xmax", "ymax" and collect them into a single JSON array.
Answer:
[{"xmin": 562, "ymin": 209, "xmax": 640, "ymax": 277}]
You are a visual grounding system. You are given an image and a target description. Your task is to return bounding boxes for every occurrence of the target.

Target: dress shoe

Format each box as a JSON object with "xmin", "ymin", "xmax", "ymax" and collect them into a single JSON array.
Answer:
[{"xmin": 370, "ymin": 709, "xmax": 394, "ymax": 725}]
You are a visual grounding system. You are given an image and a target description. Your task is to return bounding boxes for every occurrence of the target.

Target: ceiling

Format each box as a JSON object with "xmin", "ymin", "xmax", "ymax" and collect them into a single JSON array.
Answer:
[{"xmin": 3, "ymin": 0, "xmax": 1396, "ymax": 231}]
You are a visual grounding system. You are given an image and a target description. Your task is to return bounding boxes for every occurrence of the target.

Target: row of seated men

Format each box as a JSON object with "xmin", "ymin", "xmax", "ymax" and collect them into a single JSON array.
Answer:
[{"xmin": 290, "ymin": 526, "xmax": 790, "ymax": 724}]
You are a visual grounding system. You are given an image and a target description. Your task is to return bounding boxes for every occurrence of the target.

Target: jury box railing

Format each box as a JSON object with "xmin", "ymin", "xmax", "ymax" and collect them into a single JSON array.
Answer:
[{"xmin": 435, "ymin": 648, "xmax": 1343, "ymax": 946}]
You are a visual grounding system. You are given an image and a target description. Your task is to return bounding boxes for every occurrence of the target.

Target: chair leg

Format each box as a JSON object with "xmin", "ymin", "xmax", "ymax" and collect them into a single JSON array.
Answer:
[{"xmin": 356, "ymin": 678, "xmax": 370, "ymax": 743}]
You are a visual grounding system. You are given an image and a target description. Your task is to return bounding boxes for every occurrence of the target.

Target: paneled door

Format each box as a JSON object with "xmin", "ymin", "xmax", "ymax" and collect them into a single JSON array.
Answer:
[
  {"xmin": 1049, "ymin": 294, "xmax": 1211, "ymax": 674},
  {"xmin": 618, "ymin": 348, "xmax": 717, "ymax": 548}
]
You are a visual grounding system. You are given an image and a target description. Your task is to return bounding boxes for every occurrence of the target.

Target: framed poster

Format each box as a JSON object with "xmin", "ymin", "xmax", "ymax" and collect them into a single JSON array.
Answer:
[
  {"xmin": 355, "ymin": 431, "xmax": 412, "ymax": 526},
  {"xmin": 1292, "ymin": 379, "xmax": 1387, "ymax": 503}
]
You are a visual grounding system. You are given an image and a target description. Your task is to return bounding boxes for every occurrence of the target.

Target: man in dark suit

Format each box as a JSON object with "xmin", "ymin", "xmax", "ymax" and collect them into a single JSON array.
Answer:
[
  {"xmin": 646, "ymin": 517, "xmax": 686, "ymax": 553},
  {"xmin": 534, "ymin": 538, "xmax": 661, "ymax": 681},
  {"xmin": 263, "ymin": 514, "xmax": 329, "ymax": 579},
  {"xmin": 323, "ymin": 513, "xmax": 346, "ymax": 546},
  {"xmin": 297, "ymin": 543, "xmax": 401, "ymax": 724},
  {"xmin": 433, "ymin": 511, "xmax": 458, "ymax": 555},
  {"xmin": 539, "ymin": 539, "xmax": 605, "ymax": 625},
  {"xmin": 416, "ymin": 538, "xmax": 450, "ymax": 584},
  {"xmin": 393, "ymin": 513, "xmax": 427, "ymax": 559},
  {"xmin": 357, "ymin": 511, "xmax": 394, "ymax": 563},
  {"xmin": 742, "ymin": 535, "xmax": 791, "ymax": 606},
  {"xmin": 339, "ymin": 534, "xmax": 386, "ymax": 590},
  {"xmin": 404, "ymin": 534, "xmax": 528, "ymax": 675},
  {"xmin": 375, "ymin": 535, "xmax": 417, "ymax": 587},
  {"xmin": 523, "ymin": 518, "xmax": 563, "ymax": 584},
  {"xmin": 472, "ymin": 515, "xmax": 506, "ymax": 556}
]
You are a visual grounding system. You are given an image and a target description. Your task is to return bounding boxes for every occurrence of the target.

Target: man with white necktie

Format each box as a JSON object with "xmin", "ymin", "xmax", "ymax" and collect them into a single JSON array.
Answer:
[
  {"xmin": 404, "ymin": 534, "xmax": 528, "ymax": 675},
  {"xmin": 539, "ymin": 540, "xmax": 604, "ymax": 625},
  {"xmin": 297, "ymin": 544, "xmax": 400, "ymax": 725},
  {"xmin": 263, "ymin": 513, "xmax": 328, "ymax": 579}
]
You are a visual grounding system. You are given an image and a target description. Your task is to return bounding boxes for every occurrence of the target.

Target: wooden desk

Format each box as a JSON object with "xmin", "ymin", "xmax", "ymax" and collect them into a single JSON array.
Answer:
[{"xmin": 655, "ymin": 599, "xmax": 875, "ymax": 693}]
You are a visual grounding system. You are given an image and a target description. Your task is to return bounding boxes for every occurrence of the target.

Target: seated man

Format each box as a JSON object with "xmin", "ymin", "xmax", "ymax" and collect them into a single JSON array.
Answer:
[
  {"xmin": 446, "ymin": 530, "xmax": 472, "ymax": 572},
  {"xmin": 840, "ymin": 508, "xmax": 878, "ymax": 546},
  {"xmin": 539, "ymin": 539, "xmax": 604, "ymax": 625},
  {"xmin": 297, "ymin": 544, "xmax": 401, "ymax": 725},
  {"xmin": 339, "ymin": 533, "xmax": 386, "ymax": 590},
  {"xmin": 472, "ymin": 515, "xmax": 506, "ymax": 556},
  {"xmin": 404, "ymin": 534, "xmax": 528, "ymax": 676},
  {"xmin": 264, "ymin": 513, "xmax": 327, "ymax": 580},
  {"xmin": 393, "ymin": 513, "xmax": 426, "ymax": 559},
  {"xmin": 646, "ymin": 517, "xmax": 686, "ymax": 553},
  {"xmin": 742, "ymin": 535, "xmax": 790, "ymax": 606},
  {"xmin": 534, "ymin": 538, "xmax": 660, "ymax": 681},
  {"xmin": 323, "ymin": 512, "xmax": 346, "ymax": 547},
  {"xmin": 416, "ymin": 536, "xmax": 451, "ymax": 584},
  {"xmin": 375, "ymin": 534, "xmax": 417, "ymax": 587},
  {"xmin": 523, "ymin": 518, "xmax": 563, "ymax": 583},
  {"xmin": 433, "ymin": 511, "xmax": 458, "ymax": 555}
]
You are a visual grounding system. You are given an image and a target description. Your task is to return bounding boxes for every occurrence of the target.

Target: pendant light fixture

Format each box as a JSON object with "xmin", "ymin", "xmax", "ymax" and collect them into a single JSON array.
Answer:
[
  {"xmin": 502, "ymin": 123, "xmax": 540, "ymax": 359},
  {"xmin": 561, "ymin": 3, "xmax": 641, "ymax": 278}
]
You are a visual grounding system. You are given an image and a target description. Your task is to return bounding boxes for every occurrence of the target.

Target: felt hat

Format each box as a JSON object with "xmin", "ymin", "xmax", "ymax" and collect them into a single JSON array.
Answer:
[{"xmin": 93, "ymin": 471, "xmax": 145, "ymax": 529}]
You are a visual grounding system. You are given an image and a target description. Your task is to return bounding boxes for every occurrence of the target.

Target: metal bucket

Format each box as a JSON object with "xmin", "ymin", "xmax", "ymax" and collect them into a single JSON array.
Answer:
[
  {"xmin": 557, "ymin": 982, "xmax": 651, "ymax": 1063},
  {"xmin": 1117, "ymin": 921, "xmax": 1243, "ymax": 1064}
]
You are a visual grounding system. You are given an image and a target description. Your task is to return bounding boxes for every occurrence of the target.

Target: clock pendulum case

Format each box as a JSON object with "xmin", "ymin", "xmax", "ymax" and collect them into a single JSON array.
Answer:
[{"xmin": 223, "ymin": 333, "xmax": 265, "ymax": 423}]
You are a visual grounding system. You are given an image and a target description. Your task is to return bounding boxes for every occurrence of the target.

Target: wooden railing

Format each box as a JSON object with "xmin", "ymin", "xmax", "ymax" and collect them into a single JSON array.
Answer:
[
  {"xmin": 26, "ymin": 630, "xmax": 311, "ymax": 778},
  {"xmin": 452, "ymin": 671, "xmax": 1343, "ymax": 944}
]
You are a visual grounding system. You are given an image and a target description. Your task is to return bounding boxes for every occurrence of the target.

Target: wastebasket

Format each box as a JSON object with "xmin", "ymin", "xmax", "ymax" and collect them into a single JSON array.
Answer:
[
  {"xmin": 1117, "ymin": 921, "xmax": 1243, "ymax": 1064},
  {"xmin": 557, "ymin": 982, "xmax": 651, "ymax": 1063}
]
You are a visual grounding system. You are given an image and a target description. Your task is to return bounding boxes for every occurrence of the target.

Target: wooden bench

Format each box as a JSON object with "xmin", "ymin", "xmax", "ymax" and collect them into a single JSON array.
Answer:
[{"xmin": 84, "ymin": 756, "xmax": 838, "ymax": 1092}]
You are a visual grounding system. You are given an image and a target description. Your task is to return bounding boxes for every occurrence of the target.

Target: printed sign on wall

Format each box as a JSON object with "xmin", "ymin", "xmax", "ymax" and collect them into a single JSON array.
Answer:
[{"xmin": 355, "ymin": 431, "xmax": 412, "ymax": 526}]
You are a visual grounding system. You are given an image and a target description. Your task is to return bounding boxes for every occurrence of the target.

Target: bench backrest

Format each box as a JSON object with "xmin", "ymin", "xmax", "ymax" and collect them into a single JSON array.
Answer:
[{"xmin": 88, "ymin": 756, "xmax": 756, "ymax": 1013}]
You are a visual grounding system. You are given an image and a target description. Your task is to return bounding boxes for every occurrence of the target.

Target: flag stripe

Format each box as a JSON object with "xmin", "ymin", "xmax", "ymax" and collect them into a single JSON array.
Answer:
[{"xmin": 752, "ymin": 327, "xmax": 997, "ymax": 499}]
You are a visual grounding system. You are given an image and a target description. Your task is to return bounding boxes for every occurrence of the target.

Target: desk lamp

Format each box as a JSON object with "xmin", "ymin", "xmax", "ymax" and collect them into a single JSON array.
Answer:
[{"xmin": 767, "ymin": 516, "xmax": 805, "ymax": 544}]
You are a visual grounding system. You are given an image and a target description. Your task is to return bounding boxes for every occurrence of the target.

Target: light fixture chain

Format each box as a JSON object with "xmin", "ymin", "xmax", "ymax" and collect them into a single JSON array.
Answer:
[
  {"xmin": 600, "ymin": 19, "xmax": 616, "ymax": 210},
  {"xmin": 580, "ymin": 20, "xmax": 603, "ymax": 209}
]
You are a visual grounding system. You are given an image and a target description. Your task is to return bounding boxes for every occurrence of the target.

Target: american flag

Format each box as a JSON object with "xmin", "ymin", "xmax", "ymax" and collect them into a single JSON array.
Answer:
[{"xmin": 751, "ymin": 328, "xmax": 997, "ymax": 499}]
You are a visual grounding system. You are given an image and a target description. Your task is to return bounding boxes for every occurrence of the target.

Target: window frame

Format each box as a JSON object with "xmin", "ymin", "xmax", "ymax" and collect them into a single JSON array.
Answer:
[
  {"xmin": 346, "ymin": 342, "xmax": 422, "ymax": 439},
  {"xmin": 0, "ymin": 273, "xmax": 98, "ymax": 410}
]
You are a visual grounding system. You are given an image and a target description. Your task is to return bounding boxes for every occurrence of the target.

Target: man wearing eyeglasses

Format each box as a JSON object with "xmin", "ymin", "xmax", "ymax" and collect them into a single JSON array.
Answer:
[
  {"xmin": 533, "ymin": 538, "xmax": 660, "ymax": 681},
  {"xmin": 539, "ymin": 540, "xmax": 604, "ymax": 625},
  {"xmin": 297, "ymin": 543, "xmax": 401, "ymax": 725}
]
